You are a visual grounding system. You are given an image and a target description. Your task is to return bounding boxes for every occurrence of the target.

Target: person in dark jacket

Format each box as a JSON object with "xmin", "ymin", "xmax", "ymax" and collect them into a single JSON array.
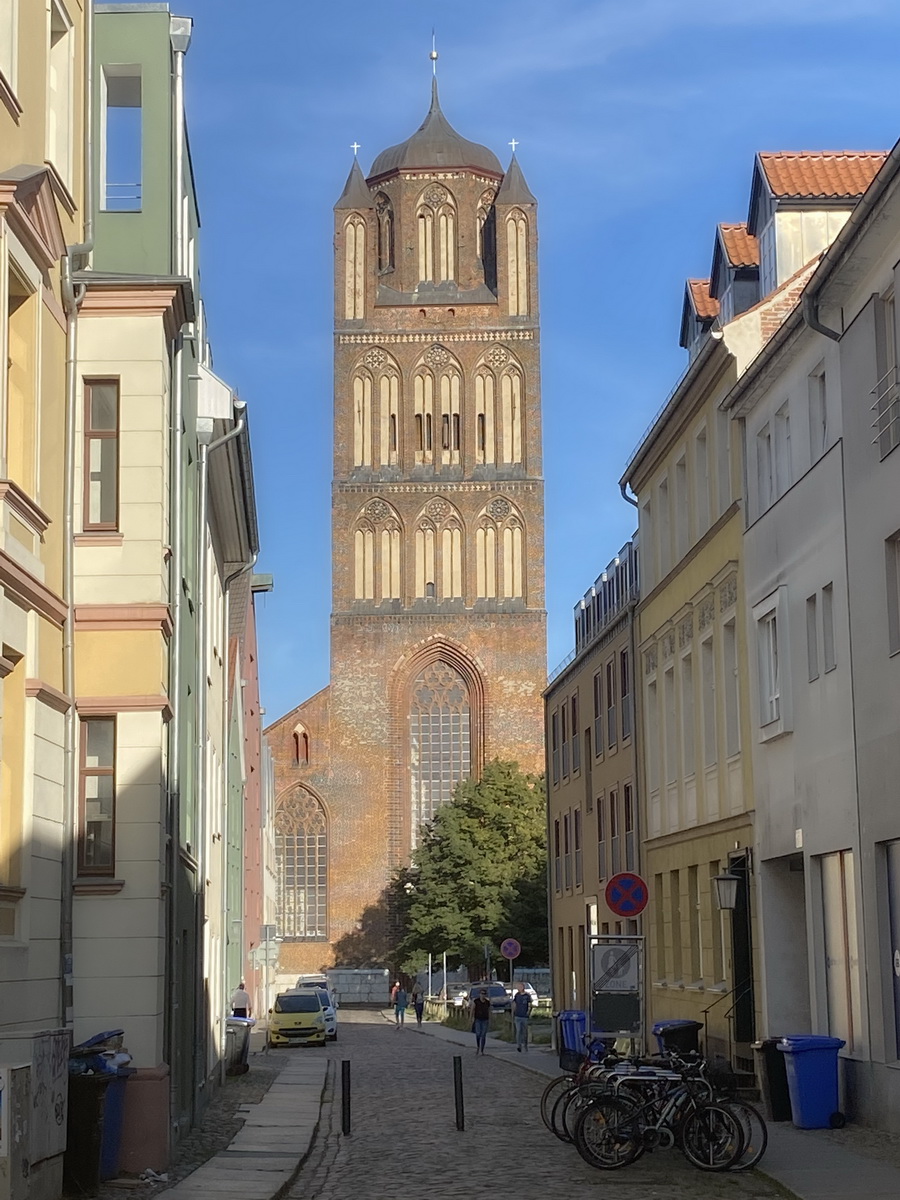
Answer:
[{"xmin": 470, "ymin": 988, "xmax": 491, "ymax": 1054}]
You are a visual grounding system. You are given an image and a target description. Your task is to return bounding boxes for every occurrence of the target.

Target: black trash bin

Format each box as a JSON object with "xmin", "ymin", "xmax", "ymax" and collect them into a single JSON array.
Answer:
[
  {"xmin": 64, "ymin": 1073, "xmax": 113, "ymax": 1196},
  {"xmin": 752, "ymin": 1038, "xmax": 792, "ymax": 1122},
  {"xmin": 652, "ymin": 1019, "xmax": 703, "ymax": 1054}
]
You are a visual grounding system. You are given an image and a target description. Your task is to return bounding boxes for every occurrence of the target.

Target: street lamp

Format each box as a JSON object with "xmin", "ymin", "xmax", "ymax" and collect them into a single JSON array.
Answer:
[{"xmin": 713, "ymin": 871, "xmax": 740, "ymax": 911}]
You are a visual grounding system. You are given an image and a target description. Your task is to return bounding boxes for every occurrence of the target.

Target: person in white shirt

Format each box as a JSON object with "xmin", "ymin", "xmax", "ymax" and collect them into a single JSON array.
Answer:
[{"xmin": 231, "ymin": 982, "xmax": 251, "ymax": 1018}]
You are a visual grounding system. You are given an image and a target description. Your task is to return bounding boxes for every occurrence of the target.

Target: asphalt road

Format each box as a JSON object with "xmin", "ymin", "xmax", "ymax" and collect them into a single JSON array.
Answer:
[{"xmin": 286, "ymin": 1010, "xmax": 782, "ymax": 1200}]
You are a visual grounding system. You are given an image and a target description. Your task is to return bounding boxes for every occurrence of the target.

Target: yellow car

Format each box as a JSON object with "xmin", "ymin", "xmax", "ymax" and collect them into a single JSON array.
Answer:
[{"xmin": 267, "ymin": 990, "xmax": 327, "ymax": 1048}]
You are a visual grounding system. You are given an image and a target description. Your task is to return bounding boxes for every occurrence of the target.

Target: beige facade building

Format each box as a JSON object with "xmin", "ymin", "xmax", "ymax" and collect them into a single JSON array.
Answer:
[{"xmin": 545, "ymin": 541, "xmax": 639, "ymax": 1012}]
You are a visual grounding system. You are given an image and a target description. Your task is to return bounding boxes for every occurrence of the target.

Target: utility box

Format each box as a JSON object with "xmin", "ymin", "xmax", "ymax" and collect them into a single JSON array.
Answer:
[{"xmin": 0, "ymin": 1029, "xmax": 69, "ymax": 1200}]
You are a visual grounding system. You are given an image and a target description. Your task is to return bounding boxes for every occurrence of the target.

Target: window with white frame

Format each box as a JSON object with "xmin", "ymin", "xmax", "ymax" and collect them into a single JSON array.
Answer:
[
  {"xmin": 754, "ymin": 588, "xmax": 791, "ymax": 737},
  {"xmin": 757, "ymin": 422, "xmax": 773, "ymax": 512},
  {"xmin": 700, "ymin": 636, "xmax": 717, "ymax": 767},
  {"xmin": 657, "ymin": 477, "xmax": 670, "ymax": 578},
  {"xmin": 774, "ymin": 402, "xmax": 792, "ymax": 496},
  {"xmin": 886, "ymin": 531, "xmax": 900, "ymax": 656},
  {"xmin": 0, "ymin": 0, "xmax": 17, "ymax": 91},
  {"xmin": 48, "ymin": 2, "xmax": 74, "ymax": 185},
  {"xmin": 723, "ymin": 619, "xmax": 740, "ymax": 755},
  {"xmin": 808, "ymin": 364, "xmax": 827, "ymax": 463},
  {"xmin": 681, "ymin": 651, "xmax": 695, "ymax": 778},
  {"xmin": 675, "ymin": 454, "xmax": 689, "ymax": 559}
]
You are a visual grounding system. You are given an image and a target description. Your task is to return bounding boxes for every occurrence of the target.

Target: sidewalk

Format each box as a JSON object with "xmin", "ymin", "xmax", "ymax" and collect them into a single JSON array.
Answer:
[
  {"xmin": 407, "ymin": 1013, "xmax": 900, "ymax": 1200},
  {"xmin": 160, "ymin": 1051, "xmax": 327, "ymax": 1200}
]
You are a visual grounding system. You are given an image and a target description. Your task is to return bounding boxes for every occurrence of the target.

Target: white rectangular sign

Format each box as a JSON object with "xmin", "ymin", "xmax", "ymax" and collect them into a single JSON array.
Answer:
[{"xmin": 591, "ymin": 942, "xmax": 640, "ymax": 992}]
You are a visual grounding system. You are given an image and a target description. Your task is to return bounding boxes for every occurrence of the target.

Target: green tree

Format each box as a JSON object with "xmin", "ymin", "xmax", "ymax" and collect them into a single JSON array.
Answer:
[{"xmin": 399, "ymin": 760, "xmax": 548, "ymax": 978}]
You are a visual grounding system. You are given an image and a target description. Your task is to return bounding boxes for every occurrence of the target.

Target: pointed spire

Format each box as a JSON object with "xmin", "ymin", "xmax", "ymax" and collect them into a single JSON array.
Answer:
[
  {"xmin": 496, "ymin": 153, "xmax": 537, "ymax": 206},
  {"xmin": 334, "ymin": 158, "xmax": 372, "ymax": 211}
]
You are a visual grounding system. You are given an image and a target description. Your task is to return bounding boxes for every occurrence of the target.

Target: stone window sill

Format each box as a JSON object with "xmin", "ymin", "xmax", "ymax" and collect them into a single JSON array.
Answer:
[
  {"xmin": 74, "ymin": 533, "xmax": 124, "ymax": 547},
  {"xmin": 73, "ymin": 878, "xmax": 125, "ymax": 895},
  {"xmin": 0, "ymin": 884, "xmax": 26, "ymax": 902}
]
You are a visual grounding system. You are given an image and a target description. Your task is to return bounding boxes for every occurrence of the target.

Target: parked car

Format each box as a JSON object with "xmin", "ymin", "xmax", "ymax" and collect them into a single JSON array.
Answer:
[
  {"xmin": 468, "ymin": 982, "xmax": 511, "ymax": 1012},
  {"xmin": 506, "ymin": 982, "xmax": 539, "ymax": 1004},
  {"xmin": 438, "ymin": 985, "xmax": 470, "ymax": 1007},
  {"xmin": 294, "ymin": 983, "xmax": 338, "ymax": 1041},
  {"xmin": 267, "ymin": 991, "xmax": 326, "ymax": 1048}
]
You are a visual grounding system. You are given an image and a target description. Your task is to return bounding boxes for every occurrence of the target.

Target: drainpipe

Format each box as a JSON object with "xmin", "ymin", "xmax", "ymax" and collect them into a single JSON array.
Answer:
[
  {"xmin": 801, "ymin": 291, "xmax": 841, "ymax": 342},
  {"xmin": 619, "ymin": 481, "xmax": 639, "ymax": 509},
  {"xmin": 195, "ymin": 403, "xmax": 245, "ymax": 1097},
  {"xmin": 166, "ymin": 15, "xmax": 192, "ymax": 1145},
  {"xmin": 60, "ymin": 0, "xmax": 95, "ymax": 1030},
  {"xmin": 218, "ymin": 551, "xmax": 257, "ymax": 1085}
]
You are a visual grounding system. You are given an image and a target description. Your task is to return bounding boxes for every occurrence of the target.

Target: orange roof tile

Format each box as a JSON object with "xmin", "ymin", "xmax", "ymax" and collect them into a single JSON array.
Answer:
[
  {"xmin": 719, "ymin": 223, "xmax": 759, "ymax": 269},
  {"xmin": 758, "ymin": 151, "xmax": 888, "ymax": 200},
  {"xmin": 688, "ymin": 279, "xmax": 719, "ymax": 320}
]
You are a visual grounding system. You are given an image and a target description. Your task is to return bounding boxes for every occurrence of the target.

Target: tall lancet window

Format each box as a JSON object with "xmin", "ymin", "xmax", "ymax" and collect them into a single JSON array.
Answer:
[
  {"xmin": 414, "ymin": 372, "xmax": 434, "ymax": 463},
  {"xmin": 478, "ymin": 189, "xmax": 498, "ymax": 291},
  {"xmin": 354, "ymin": 524, "xmax": 375, "ymax": 599},
  {"xmin": 476, "ymin": 523, "xmax": 497, "ymax": 598},
  {"xmin": 417, "ymin": 185, "xmax": 457, "ymax": 283},
  {"xmin": 409, "ymin": 661, "xmax": 471, "ymax": 843},
  {"xmin": 506, "ymin": 209, "xmax": 528, "ymax": 315},
  {"xmin": 379, "ymin": 372, "xmax": 399, "ymax": 465},
  {"xmin": 276, "ymin": 787, "xmax": 327, "ymax": 940},
  {"xmin": 381, "ymin": 522, "xmax": 401, "ymax": 600},
  {"xmin": 442, "ymin": 523, "xmax": 463, "ymax": 598},
  {"xmin": 344, "ymin": 216, "xmax": 366, "ymax": 319},
  {"xmin": 439, "ymin": 370, "xmax": 461, "ymax": 464},
  {"xmin": 353, "ymin": 373, "xmax": 373, "ymax": 466},
  {"xmin": 375, "ymin": 193, "xmax": 394, "ymax": 273},
  {"xmin": 475, "ymin": 371, "xmax": 496, "ymax": 464},
  {"xmin": 503, "ymin": 521, "xmax": 524, "ymax": 598},
  {"xmin": 415, "ymin": 523, "xmax": 436, "ymax": 598},
  {"xmin": 500, "ymin": 369, "xmax": 523, "ymax": 464}
]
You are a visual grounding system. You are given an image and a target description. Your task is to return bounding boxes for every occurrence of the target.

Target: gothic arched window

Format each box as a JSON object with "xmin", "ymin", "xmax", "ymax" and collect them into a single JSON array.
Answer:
[
  {"xmin": 354, "ymin": 524, "xmax": 375, "ymax": 599},
  {"xmin": 417, "ymin": 185, "xmax": 457, "ymax": 283},
  {"xmin": 375, "ymin": 192, "xmax": 394, "ymax": 273},
  {"xmin": 478, "ymin": 190, "xmax": 497, "ymax": 291},
  {"xmin": 409, "ymin": 661, "xmax": 471, "ymax": 841},
  {"xmin": 353, "ymin": 373, "xmax": 373, "ymax": 466},
  {"xmin": 476, "ymin": 523, "xmax": 497, "ymax": 597},
  {"xmin": 415, "ymin": 523, "xmax": 436, "ymax": 597},
  {"xmin": 475, "ymin": 371, "xmax": 496, "ymax": 464},
  {"xmin": 442, "ymin": 523, "xmax": 463, "ymax": 598},
  {"xmin": 381, "ymin": 523, "xmax": 401, "ymax": 601},
  {"xmin": 292, "ymin": 725, "xmax": 309, "ymax": 767},
  {"xmin": 506, "ymin": 209, "xmax": 528, "ymax": 316},
  {"xmin": 275, "ymin": 788, "xmax": 327, "ymax": 940},
  {"xmin": 379, "ymin": 372, "xmax": 399, "ymax": 465},
  {"xmin": 344, "ymin": 216, "xmax": 366, "ymax": 319},
  {"xmin": 500, "ymin": 369, "xmax": 523, "ymax": 465},
  {"xmin": 414, "ymin": 372, "xmax": 434, "ymax": 462},
  {"xmin": 503, "ymin": 521, "xmax": 524, "ymax": 598}
]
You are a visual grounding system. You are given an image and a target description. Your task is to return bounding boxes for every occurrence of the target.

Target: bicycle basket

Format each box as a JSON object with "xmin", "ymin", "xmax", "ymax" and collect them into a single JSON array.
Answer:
[{"xmin": 559, "ymin": 1048, "xmax": 584, "ymax": 1073}]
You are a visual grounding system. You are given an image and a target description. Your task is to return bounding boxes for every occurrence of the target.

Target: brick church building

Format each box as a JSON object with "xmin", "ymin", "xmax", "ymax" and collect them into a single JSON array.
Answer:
[{"xmin": 266, "ymin": 78, "xmax": 547, "ymax": 975}]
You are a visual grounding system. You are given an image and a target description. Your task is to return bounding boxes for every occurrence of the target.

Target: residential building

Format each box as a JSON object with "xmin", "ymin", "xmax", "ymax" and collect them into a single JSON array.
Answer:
[
  {"xmin": 545, "ymin": 541, "xmax": 639, "ymax": 1012},
  {"xmin": 70, "ymin": 4, "xmax": 260, "ymax": 1167},
  {"xmin": 625, "ymin": 149, "xmax": 886, "ymax": 1073},
  {"xmin": 266, "ymin": 79, "xmax": 547, "ymax": 976},
  {"xmin": 0, "ymin": 0, "xmax": 86, "ymax": 1194},
  {"xmin": 718, "ymin": 142, "xmax": 900, "ymax": 1129}
]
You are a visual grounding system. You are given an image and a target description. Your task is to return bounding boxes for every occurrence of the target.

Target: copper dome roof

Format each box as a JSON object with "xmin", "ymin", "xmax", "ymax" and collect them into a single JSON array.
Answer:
[{"xmin": 370, "ymin": 80, "xmax": 502, "ymax": 178}]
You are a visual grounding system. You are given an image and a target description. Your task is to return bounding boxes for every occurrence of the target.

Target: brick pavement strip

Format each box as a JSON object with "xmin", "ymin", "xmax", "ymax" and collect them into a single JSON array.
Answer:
[{"xmin": 287, "ymin": 1012, "xmax": 782, "ymax": 1200}]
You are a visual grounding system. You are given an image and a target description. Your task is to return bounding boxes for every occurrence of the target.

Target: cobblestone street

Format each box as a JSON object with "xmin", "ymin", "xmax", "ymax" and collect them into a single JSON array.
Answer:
[{"xmin": 288, "ymin": 1013, "xmax": 781, "ymax": 1200}]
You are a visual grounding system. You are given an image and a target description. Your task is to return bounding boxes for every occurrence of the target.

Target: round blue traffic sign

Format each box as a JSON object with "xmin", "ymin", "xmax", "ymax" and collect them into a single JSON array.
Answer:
[
  {"xmin": 605, "ymin": 873, "xmax": 649, "ymax": 918},
  {"xmin": 500, "ymin": 938, "xmax": 521, "ymax": 960}
]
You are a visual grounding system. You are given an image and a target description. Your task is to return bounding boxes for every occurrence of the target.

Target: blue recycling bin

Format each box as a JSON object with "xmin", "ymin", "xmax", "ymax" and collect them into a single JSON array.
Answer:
[
  {"xmin": 100, "ymin": 1068, "xmax": 135, "ymax": 1180},
  {"xmin": 652, "ymin": 1019, "xmax": 703, "ymax": 1054},
  {"xmin": 777, "ymin": 1035, "xmax": 846, "ymax": 1128},
  {"xmin": 559, "ymin": 1009, "xmax": 587, "ymax": 1052}
]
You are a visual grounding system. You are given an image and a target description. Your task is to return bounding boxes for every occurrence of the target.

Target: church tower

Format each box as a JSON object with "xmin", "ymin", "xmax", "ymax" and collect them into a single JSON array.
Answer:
[{"xmin": 267, "ymin": 77, "xmax": 547, "ymax": 974}]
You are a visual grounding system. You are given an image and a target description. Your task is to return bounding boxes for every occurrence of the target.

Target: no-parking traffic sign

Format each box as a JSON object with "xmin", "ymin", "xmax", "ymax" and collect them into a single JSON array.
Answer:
[{"xmin": 605, "ymin": 872, "xmax": 649, "ymax": 918}]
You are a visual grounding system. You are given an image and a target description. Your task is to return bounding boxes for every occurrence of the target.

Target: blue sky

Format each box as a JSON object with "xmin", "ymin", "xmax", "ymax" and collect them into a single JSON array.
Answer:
[{"xmin": 167, "ymin": 0, "xmax": 900, "ymax": 720}]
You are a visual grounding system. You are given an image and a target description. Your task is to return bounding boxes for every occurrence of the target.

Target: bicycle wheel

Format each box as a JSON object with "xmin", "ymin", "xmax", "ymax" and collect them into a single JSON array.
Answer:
[
  {"xmin": 540, "ymin": 1075, "xmax": 573, "ymax": 1135},
  {"xmin": 562, "ymin": 1082, "xmax": 610, "ymax": 1142},
  {"xmin": 550, "ymin": 1085, "xmax": 579, "ymax": 1142},
  {"xmin": 722, "ymin": 1099, "xmax": 767, "ymax": 1170},
  {"xmin": 680, "ymin": 1102, "xmax": 744, "ymax": 1171},
  {"xmin": 573, "ymin": 1096, "xmax": 642, "ymax": 1170}
]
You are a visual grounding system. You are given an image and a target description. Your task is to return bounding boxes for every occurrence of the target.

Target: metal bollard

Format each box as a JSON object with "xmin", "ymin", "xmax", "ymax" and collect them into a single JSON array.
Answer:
[
  {"xmin": 453, "ymin": 1055, "xmax": 465, "ymax": 1131},
  {"xmin": 341, "ymin": 1059, "xmax": 351, "ymax": 1135}
]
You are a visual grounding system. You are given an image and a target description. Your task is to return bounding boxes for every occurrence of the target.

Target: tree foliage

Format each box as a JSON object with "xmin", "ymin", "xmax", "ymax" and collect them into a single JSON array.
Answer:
[{"xmin": 398, "ymin": 760, "xmax": 548, "ymax": 976}]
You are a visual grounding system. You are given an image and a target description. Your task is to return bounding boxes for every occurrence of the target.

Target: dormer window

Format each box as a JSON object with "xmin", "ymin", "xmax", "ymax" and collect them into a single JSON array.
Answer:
[
  {"xmin": 679, "ymin": 280, "xmax": 718, "ymax": 359},
  {"xmin": 708, "ymin": 224, "xmax": 759, "ymax": 325}
]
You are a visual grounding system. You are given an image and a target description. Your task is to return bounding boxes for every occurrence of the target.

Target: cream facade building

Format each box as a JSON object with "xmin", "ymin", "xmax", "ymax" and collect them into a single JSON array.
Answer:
[
  {"xmin": 545, "ymin": 541, "xmax": 640, "ymax": 1013},
  {"xmin": 0, "ymin": 0, "xmax": 87, "ymax": 1196}
]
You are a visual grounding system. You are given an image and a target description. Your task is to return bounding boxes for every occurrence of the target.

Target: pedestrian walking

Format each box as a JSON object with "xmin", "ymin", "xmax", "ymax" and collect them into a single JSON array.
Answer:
[
  {"xmin": 470, "ymin": 987, "xmax": 491, "ymax": 1055},
  {"xmin": 394, "ymin": 984, "xmax": 408, "ymax": 1028},
  {"xmin": 412, "ymin": 988, "xmax": 425, "ymax": 1025},
  {"xmin": 511, "ymin": 982, "xmax": 532, "ymax": 1052},
  {"xmin": 231, "ymin": 981, "xmax": 251, "ymax": 1018}
]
